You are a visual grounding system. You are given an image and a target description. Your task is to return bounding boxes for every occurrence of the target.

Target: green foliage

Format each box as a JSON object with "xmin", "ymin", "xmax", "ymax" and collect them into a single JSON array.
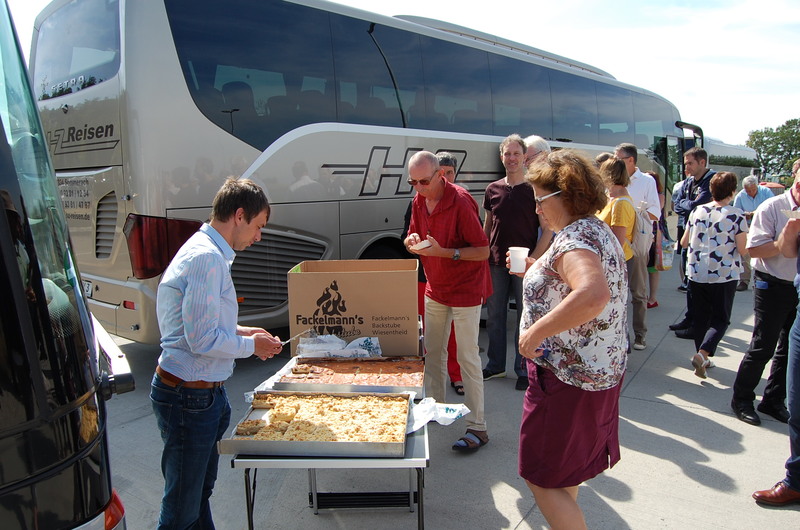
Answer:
[
  {"xmin": 746, "ymin": 118, "xmax": 800, "ymax": 174},
  {"xmin": 708, "ymin": 155, "xmax": 759, "ymax": 168}
]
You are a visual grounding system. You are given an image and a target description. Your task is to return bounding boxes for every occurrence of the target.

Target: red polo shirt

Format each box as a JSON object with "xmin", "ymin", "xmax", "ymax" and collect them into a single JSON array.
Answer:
[{"xmin": 409, "ymin": 180, "xmax": 492, "ymax": 307}]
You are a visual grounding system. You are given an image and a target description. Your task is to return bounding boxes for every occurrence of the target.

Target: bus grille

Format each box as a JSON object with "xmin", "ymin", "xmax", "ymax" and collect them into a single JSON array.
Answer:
[
  {"xmin": 95, "ymin": 192, "xmax": 117, "ymax": 258},
  {"xmin": 231, "ymin": 230, "xmax": 327, "ymax": 312}
]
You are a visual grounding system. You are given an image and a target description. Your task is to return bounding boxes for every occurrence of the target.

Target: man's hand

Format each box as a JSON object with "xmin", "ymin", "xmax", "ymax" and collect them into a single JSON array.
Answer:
[{"xmin": 252, "ymin": 332, "xmax": 283, "ymax": 360}]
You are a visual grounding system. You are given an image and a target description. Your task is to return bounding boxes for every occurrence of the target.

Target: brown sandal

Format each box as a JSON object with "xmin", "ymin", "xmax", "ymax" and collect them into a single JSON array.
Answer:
[{"xmin": 452, "ymin": 429, "xmax": 489, "ymax": 452}]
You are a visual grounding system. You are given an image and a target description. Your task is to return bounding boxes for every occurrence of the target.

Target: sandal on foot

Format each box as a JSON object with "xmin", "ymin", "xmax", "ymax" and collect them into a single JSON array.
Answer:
[
  {"xmin": 691, "ymin": 353, "xmax": 709, "ymax": 379},
  {"xmin": 450, "ymin": 381, "xmax": 465, "ymax": 396},
  {"xmin": 452, "ymin": 429, "xmax": 489, "ymax": 452}
]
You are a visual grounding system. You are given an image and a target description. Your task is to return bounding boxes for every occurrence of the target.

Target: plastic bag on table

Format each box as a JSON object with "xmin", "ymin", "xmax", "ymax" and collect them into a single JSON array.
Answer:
[{"xmin": 407, "ymin": 397, "xmax": 470, "ymax": 433}]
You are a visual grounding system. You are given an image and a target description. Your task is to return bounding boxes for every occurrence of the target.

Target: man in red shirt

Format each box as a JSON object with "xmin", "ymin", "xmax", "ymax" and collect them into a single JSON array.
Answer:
[{"xmin": 405, "ymin": 150, "xmax": 492, "ymax": 452}]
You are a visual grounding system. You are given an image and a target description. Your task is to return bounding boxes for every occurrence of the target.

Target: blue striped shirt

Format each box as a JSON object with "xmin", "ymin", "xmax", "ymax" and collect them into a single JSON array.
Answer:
[{"xmin": 156, "ymin": 223, "xmax": 254, "ymax": 382}]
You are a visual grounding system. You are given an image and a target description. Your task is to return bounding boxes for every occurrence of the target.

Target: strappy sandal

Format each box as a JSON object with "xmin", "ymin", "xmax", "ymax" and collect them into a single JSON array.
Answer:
[
  {"xmin": 691, "ymin": 353, "xmax": 710, "ymax": 379},
  {"xmin": 450, "ymin": 381, "xmax": 465, "ymax": 395},
  {"xmin": 452, "ymin": 429, "xmax": 489, "ymax": 452}
]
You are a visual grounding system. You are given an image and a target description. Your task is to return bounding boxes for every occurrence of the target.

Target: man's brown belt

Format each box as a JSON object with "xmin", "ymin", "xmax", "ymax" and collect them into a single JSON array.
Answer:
[{"xmin": 156, "ymin": 365, "xmax": 223, "ymax": 389}]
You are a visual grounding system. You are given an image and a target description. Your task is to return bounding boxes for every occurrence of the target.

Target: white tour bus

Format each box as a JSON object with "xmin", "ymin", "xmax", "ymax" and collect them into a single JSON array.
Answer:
[{"xmin": 31, "ymin": 0, "xmax": 698, "ymax": 344}]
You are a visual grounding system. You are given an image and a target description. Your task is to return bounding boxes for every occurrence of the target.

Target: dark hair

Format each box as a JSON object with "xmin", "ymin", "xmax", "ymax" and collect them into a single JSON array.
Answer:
[
  {"xmin": 685, "ymin": 146, "xmax": 708, "ymax": 163},
  {"xmin": 437, "ymin": 151, "xmax": 457, "ymax": 168},
  {"xmin": 211, "ymin": 177, "xmax": 270, "ymax": 223},
  {"xmin": 615, "ymin": 143, "xmax": 638, "ymax": 164},
  {"xmin": 594, "ymin": 152, "xmax": 614, "ymax": 167},
  {"xmin": 526, "ymin": 150, "xmax": 607, "ymax": 216},
  {"xmin": 599, "ymin": 157, "xmax": 629, "ymax": 187},
  {"xmin": 710, "ymin": 171, "xmax": 738, "ymax": 201}
]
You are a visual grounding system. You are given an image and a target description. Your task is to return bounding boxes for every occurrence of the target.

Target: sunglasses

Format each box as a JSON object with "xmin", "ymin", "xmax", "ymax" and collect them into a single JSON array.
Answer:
[
  {"xmin": 534, "ymin": 189, "xmax": 562, "ymax": 204},
  {"xmin": 407, "ymin": 171, "xmax": 439, "ymax": 187}
]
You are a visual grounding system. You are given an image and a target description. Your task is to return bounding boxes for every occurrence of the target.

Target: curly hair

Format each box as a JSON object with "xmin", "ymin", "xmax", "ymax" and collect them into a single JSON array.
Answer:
[{"xmin": 526, "ymin": 150, "xmax": 607, "ymax": 216}]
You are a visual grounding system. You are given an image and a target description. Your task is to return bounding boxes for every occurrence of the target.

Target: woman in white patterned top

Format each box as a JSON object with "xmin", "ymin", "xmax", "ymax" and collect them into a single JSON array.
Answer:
[
  {"xmin": 681, "ymin": 171, "xmax": 748, "ymax": 378},
  {"xmin": 515, "ymin": 150, "xmax": 628, "ymax": 530}
]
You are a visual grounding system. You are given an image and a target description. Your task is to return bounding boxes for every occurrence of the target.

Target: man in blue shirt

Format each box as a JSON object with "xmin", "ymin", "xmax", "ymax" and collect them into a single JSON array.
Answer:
[
  {"xmin": 733, "ymin": 175, "xmax": 774, "ymax": 290},
  {"xmin": 151, "ymin": 177, "xmax": 283, "ymax": 529},
  {"xmin": 669, "ymin": 147, "xmax": 716, "ymax": 338}
]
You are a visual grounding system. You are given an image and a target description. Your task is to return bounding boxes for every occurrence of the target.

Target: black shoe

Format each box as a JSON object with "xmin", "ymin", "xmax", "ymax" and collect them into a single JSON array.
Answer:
[
  {"xmin": 674, "ymin": 328, "xmax": 695, "ymax": 340},
  {"xmin": 732, "ymin": 400, "xmax": 761, "ymax": 426},
  {"xmin": 482, "ymin": 368, "xmax": 506, "ymax": 380},
  {"xmin": 669, "ymin": 320, "xmax": 691, "ymax": 331},
  {"xmin": 677, "ymin": 284, "xmax": 688, "ymax": 292},
  {"xmin": 515, "ymin": 376, "xmax": 529, "ymax": 391},
  {"xmin": 757, "ymin": 402, "xmax": 790, "ymax": 423}
]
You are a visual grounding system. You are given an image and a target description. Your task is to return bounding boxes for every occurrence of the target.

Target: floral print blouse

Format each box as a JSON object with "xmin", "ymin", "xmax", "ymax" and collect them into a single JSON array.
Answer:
[
  {"xmin": 685, "ymin": 204, "xmax": 748, "ymax": 284},
  {"xmin": 520, "ymin": 216, "xmax": 628, "ymax": 391}
]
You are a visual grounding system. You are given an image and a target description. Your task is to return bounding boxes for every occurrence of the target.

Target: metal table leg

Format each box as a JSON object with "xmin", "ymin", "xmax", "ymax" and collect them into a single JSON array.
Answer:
[
  {"xmin": 308, "ymin": 468, "xmax": 319, "ymax": 514},
  {"xmin": 416, "ymin": 468, "xmax": 424, "ymax": 530},
  {"xmin": 243, "ymin": 468, "xmax": 257, "ymax": 530}
]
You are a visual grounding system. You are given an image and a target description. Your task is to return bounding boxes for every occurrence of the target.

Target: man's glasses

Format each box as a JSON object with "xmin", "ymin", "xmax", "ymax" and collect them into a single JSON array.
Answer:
[
  {"xmin": 534, "ymin": 189, "xmax": 562, "ymax": 204},
  {"xmin": 408, "ymin": 171, "xmax": 439, "ymax": 187}
]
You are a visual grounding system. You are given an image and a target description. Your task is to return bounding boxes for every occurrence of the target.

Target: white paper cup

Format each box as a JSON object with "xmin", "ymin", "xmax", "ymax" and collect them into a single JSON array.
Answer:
[{"xmin": 509, "ymin": 247, "xmax": 530, "ymax": 273}]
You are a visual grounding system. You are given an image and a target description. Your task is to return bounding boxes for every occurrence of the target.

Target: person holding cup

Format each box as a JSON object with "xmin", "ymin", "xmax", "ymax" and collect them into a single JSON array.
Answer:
[
  {"xmin": 481, "ymin": 134, "xmax": 552, "ymax": 391},
  {"xmin": 516, "ymin": 150, "xmax": 628, "ymax": 529}
]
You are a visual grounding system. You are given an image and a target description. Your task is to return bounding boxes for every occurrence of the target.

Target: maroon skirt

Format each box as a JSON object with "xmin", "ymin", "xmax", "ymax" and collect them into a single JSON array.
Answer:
[{"xmin": 519, "ymin": 362, "xmax": 622, "ymax": 488}]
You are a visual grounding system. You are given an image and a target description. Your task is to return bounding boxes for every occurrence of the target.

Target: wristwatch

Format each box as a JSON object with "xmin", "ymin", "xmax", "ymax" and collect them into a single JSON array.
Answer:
[{"xmin": 452, "ymin": 248, "xmax": 461, "ymax": 261}]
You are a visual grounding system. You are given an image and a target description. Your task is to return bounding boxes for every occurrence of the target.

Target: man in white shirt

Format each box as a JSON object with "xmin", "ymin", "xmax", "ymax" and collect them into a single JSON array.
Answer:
[{"xmin": 615, "ymin": 143, "xmax": 661, "ymax": 351}]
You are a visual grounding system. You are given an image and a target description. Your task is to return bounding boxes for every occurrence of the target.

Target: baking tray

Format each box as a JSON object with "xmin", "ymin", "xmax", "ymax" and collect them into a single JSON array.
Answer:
[
  {"xmin": 266, "ymin": 356, "xmax": 424, "ymax": 394},
  {"xmin": 218, "ymin": 391, "xmax": 410, "ymax": 458}
]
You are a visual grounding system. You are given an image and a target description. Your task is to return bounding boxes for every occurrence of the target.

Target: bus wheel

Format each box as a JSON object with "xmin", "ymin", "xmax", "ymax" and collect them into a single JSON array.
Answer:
[{"xmin": 360, "ymin": 244, "xmax": 406, "ymax": 260}]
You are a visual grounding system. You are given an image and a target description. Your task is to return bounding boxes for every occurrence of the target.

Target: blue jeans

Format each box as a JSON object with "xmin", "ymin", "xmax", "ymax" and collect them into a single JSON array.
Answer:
[
  {"xmin": 151, "ymin": 375, "xmax": 232, "ymax": 530},
  {"xmin": 485, "ymin": 264, "xmax": 526, "ymax": 377},
  {"xmin": 784, "ymin": 283, "xmax": 800, "ymax": 491}
]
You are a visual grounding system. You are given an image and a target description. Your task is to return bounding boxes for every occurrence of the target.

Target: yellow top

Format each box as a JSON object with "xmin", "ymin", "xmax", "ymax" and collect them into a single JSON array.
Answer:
[{"xmin": 597, "ymin": 195, "xmax": 635, "ymax": 261}]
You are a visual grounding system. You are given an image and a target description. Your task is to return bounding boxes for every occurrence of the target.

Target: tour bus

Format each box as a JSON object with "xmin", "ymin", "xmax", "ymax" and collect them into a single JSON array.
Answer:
[
  {"xmin": 0, "ymin": 1, "xmax": 134, "ymax": 528},
  {"xmin": 31, "ymin": 0, "xmax": 699, "ymax": 344}
]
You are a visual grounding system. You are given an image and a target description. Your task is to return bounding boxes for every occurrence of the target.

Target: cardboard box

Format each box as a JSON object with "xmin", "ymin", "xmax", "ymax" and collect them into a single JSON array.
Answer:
[{"xmin": 287, "ymin": 259, "xmax": 419, "ymax": 356}]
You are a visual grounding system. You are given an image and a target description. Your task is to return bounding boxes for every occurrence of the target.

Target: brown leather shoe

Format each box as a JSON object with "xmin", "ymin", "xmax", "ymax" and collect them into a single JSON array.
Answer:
[{"xmin": 753, "ymin": 481, "xmax": 800, "ymax": 506}]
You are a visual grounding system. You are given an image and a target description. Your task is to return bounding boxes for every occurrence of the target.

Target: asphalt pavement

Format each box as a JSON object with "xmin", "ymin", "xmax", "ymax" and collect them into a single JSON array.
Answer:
[{"xmin": 106, "ymin": 263, "xmax": 799, "ymax": 529}]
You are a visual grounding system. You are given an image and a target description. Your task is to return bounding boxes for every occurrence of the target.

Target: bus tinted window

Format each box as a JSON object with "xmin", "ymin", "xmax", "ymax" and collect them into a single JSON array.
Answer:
[
  {"xmin": 550, "ymin": 70, "xmax": 598, "ymax": 144},
  {"xmin": 32, "ymin": 0, "xmax": 120, "ymax": 101},
  {"xmin": 168, "ymin": 0, "xmax": 335, "ymax": 149},
  {"xmin": 634, "ymin": 91, "xmax": 681, "ymax": 150},
  {"xmin": 420, "ymin": 36, "xmax": 492, "ymax": 135},
  {"xmin": 597, "ymin": 83, "xmax": 634, "ymax": 146},
  {"xmin": 489, "ymin": 54, "xmax": 553, "ymax": 138},
  {"xmin": 331, "ymin": 17, "xmax": 423, "ymax": 128},
  {"xmin": 2, "ymin": 18, "xmax": 96, "ymax": 412}
]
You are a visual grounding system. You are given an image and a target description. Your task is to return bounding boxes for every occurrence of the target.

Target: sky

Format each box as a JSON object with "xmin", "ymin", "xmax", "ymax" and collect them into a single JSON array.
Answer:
[{"xmin": 8, "ymin": 0, "xmax": 800, "ymax": 146}]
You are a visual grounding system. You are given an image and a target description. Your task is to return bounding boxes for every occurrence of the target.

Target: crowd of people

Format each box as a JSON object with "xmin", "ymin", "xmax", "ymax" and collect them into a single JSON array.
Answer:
[
  {"xmin": 404, "ymin": 139, "xmax": 800, "ymax": 526},
  {"xmin": 145, "ymin": 138, "xmax": 800, "ymax": 528}
]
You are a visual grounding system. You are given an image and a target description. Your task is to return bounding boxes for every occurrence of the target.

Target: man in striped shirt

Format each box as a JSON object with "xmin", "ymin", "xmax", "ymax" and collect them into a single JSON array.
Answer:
[{"xmin": 151, "ymin": 177, "xmax": 283, "ymax": 530}]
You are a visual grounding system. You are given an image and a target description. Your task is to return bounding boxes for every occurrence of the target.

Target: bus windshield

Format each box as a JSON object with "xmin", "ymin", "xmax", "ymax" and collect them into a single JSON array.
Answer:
[
  {"xmin": 1, "ymin": 0, "xmax": 96, "ymax": 410},
  {"xmin": 33, "ymin": 0, "xmax": 120, "ymax": 101}
]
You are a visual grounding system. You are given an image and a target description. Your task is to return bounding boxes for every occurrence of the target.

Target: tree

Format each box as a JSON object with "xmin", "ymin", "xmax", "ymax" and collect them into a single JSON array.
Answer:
[{"xmin": 746, "ymin": 118, "xmax": 800, "ymax": 175}]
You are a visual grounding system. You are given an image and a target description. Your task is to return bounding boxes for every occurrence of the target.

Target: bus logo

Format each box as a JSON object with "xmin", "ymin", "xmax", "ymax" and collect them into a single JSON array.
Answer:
[{"xmin": 46, "ymin": 124, "xmax": 119, "ymax": 156}]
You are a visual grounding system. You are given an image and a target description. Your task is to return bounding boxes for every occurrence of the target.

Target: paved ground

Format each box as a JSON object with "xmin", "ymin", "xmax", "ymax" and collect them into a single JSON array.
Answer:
[{"xmin": 107, "ymin": 264, "xmax": 799, "ymax": 529}]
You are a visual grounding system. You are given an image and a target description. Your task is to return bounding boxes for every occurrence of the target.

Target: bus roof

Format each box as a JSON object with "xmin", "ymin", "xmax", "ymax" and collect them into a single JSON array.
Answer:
[{"xmin": 395, "ymin": 15, "xmax": 615, "ymax": 79}]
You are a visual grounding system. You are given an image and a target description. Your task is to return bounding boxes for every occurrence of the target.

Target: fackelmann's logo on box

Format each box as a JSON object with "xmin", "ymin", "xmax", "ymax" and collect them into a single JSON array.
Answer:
[{"xmin": 295, "ymin": 280, "xmax": 364, "ymax": 336}]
